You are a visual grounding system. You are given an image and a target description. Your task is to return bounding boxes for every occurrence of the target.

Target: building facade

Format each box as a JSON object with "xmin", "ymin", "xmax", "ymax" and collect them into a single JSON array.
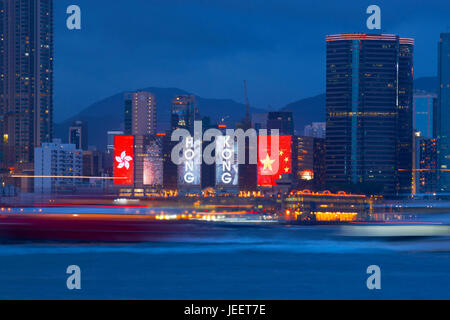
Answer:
[
  {"xmin": 162, "ymin": 133, "xmax": 178, "ymax": 190},
  {"xmin": 397, "ymin": 38, "xmax": 415, "ymax": 195},
  {"xmin": 418, "ymin": 138, "xmax": 438, "ymax": 194},
  {"xmin": 107, "ymin": 130, "xmax": 124, "ymax": 151},
  {"xmin": 413, "ymin": 92, "xmax": 437, "ymax": 139},
  {"xmin": 135, "ymin": 135, "xmax": 164, "ymax": 190},
  {"xmin": 103, "ymin": 130, "xmax": 124, "ymax": 176},
  {"xmin": 170, "ymin": 95, "xmax": 202, "ymax": 194},
  {"xmin": 267, "ymin": 111, "xmax": 294, "ymax": 136},
  {"xmin": 304, "ymin": 122, "xmax": 326, "ymax": 139},
  {"xmin": 82, "ymin": 149, "xmax": 102, "ymax": 177},
  {"xmin": 124, "ymin": 91, "xmax": 157, "ymax": 136},
  {"xmin": 69, "ymin": 120, "xmax": 88, "ymax": 150},
  {"xmin": 251, "ymin": 113, "xmax": 268, "ymax": 131},
  {"xmin": 114, "ymin": 134, "xmax": 165, "ymax": 197},
  {"xmin": 325, "ymin": 34, "xmax": 414, "ymax": 195},
  {"xmin": 437, "ymin": 33, "xmax": 450, "ymax": 193},
  {"xmin": 313, "ymin": 137, "xmax": 326, "ymax": 190},
  {"xmin": 171, "ymin": 95, "xmax": 198, "ymax": 133},
  {"xmin": 294, "ymin": 136, "xmax": 314, "ymax": 184},
  {"xmin": 293, "ymin": 136, "xmax": 326, "ymax": 191},
  {"xmin": 0, "ymin": 0, "xmax": 54, "ymax": 169},
  {"xmin": 34, "ymin": 139, "xmax": 82, "ymax": 194}
]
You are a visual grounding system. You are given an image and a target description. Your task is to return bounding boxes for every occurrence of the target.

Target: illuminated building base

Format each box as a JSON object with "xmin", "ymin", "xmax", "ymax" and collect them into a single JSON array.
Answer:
[{"xmin": 284, "ymin": 190, "xmax": 381, "ymax": 222}]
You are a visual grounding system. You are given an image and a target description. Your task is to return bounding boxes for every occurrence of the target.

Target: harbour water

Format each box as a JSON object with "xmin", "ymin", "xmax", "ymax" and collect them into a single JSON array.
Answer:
[{"xmin": 0, "ymin": 221, "xmax": 449, "ymax": 299}]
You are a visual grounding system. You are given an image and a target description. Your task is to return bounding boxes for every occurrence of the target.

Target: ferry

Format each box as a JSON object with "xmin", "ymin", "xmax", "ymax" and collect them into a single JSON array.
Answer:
[{"xmin": 0, "ymin": 207, "xmax": 276, "ymax": 242}]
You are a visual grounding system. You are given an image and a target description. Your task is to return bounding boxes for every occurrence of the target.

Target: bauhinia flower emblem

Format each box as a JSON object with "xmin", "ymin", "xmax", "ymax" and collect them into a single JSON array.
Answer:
[{"xmin": 116, "ymin": 151, "xmax": 133, "ymax": 170}]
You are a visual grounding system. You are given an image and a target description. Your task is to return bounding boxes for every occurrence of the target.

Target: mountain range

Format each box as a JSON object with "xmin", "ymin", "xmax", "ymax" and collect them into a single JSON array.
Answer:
[{"xmin": 54, "ymin": 77, "xmax": 438, "ymax": 149}]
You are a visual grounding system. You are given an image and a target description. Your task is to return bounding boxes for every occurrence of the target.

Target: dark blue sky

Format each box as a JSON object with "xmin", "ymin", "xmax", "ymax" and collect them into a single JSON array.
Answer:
[{"xmin": 54, "ymin": 0, "xmax": 450, "ymax": 121}]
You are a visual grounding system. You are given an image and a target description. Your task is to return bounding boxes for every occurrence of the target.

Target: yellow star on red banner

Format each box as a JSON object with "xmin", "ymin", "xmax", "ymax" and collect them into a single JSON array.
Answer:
[{"xmin": 260, "ymin": 154, "xmax": 275, "ymax": 172}]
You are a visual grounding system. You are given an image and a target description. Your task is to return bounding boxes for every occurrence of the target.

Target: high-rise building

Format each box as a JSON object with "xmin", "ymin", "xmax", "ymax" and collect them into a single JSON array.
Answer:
[
  {"xmin": 82, "ymin": 149, "xmax": 102, "ymax": 177},
  {"xmin": 412, "ymin": 130, "xmax": 422, "ymax": 195},
  {"xmin": 107, "ymin": 130, "xmax": 124, "ymax": 151},
  {"xmin": 134, "ymin": 135, "xmax": 164, "ymax": 191},
  {"xmin": 69, "ymin": 120, "xmax": 88, "ymax": 150},
  {"xmin": 413, "ymin": 92, "xmax": 437, "ymax": 139},
  {"xmin": 304, "ymin": 122, "xmax": 326, "ymax": 139},
  {"xmin": 124, "ymin": 91, "xmax": 157, "ymax": 136},
  {"xmin": 293, "ymin": 136, "xmax": 326, "ymax": 190},
  {"xmin": 418, "ymin": 138, "xmax": 438, "ymax": 194},
  {"xmin": 34, "ymin": 139, "xmax": 82, "ymax": 194},
  {"xmin": 267, "ymin": 111, "xmax": 294, "ymax": 136},
  {"xmin": 251, "ymin": 113, "xmax": 267, "ymax": 131},
  {"xmin": 397, "ymin": 38, "xmax": 415, "ymax": 195},
  {"xmin": 170, "ymin": 95, "xmax": 200, "ymax": 193},
  {"xmin": 293, "ymin": 136, "xmax": 314, "ymax": 185},
  {"xmin": 113, "ymin": 134, "xmax": 165, "ymax": 197},
  {"xmin": 103, "ymin": 130, "xmax": 124, "ymax": 176},
  {"xmin": 237, "ymin": 111, "xmax": 257, "ymax": 192},
  {"xmin": 313, "ymin": 138, "xmax": 326, "ymax": 190},
  {"xmin": 171, "ymin": 95, "xmax": 198, "ymax": 133},
  {"xmin": 413, "ymin": 91, "xmax": 437, "ymax": 139},
  {"xmin": 0, "ymin": 0, "xmax": 54, "ymax": 169},
  {"xmin": 215, "ymin": 127, "xmax": 238, "ymax": 194},
  {"xmin": 436, "ymin": 33, "xmax": 450, "ymax": 193},
  {"xmin": 325, "ymin": 34, "xmax": 414, "ymax": 195},
  {"xmin": 162, "ymin": 133, "xmax": 177, "ymax": 190},
  {"xmin": 201, "ymin": 117, "xmax": 216, "ymax": 190}
]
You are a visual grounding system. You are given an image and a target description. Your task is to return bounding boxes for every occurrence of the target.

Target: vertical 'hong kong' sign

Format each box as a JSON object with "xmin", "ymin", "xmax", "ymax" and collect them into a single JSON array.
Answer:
[
  {"xmin": 178, "ymin": 136, "xmax": 201, "ymax": 187},
  {"xmin": 114, "ymin": 135, "xmax": 134, "ymax": 185},
  {"xmin": 216, "ymin": 135, "xmax": 239, "ymax": 186},
  {"xmin": 258, "ymin": 135, "xmax": 291, "ymax": 187}
]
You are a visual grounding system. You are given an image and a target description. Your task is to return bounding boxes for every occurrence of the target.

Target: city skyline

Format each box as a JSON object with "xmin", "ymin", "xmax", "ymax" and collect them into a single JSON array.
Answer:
[
  {"xmin": 1, "ymin": 0, "xmax": 450, "ymax": 302},
  {"xmin": 53, "ymin": 0, "xmax": 450, "ymax": 122},
  {"xmin": 0, "ymin": 0, "xmax": 446, "ymax": 197},
  {"xmin": 0, "ymin": 0, "xmax": 448, "ymax": 198}
]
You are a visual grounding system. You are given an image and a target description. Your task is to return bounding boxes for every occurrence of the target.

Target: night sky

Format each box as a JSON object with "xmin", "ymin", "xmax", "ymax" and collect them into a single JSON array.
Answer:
[{"xmin": 54, "ymin": 0, "xmax": 450, "ymax": 121}]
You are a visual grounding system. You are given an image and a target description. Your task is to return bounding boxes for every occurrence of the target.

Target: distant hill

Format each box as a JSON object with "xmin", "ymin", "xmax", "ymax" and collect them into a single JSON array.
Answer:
[
  {"xmin": 54, "ymin": 76, "xmax": 438, "ymax": 149},
  {"xmin": 54, "ymin": 87, "xmax": 265, "ymax": 149}
]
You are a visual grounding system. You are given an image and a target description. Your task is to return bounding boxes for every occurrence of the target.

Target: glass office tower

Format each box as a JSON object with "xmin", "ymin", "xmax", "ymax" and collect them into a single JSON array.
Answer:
[
  {"xmin": 171, "ymin": 95, "xmax": 198, "ymax": 133},
  {"xmin": 413, "ymin": 92, "xmax": 437, "ymax": 139},
  {"xmin": 267, "ymin": 111, "xmax": 295, "ymax": 136},
  {"xmin": 437, "ymin": 33, "xmax": 450, "ymax": 193},
  {"xmin": 325, "ymin": 34, "xmax": 414, "ymax": 195}
]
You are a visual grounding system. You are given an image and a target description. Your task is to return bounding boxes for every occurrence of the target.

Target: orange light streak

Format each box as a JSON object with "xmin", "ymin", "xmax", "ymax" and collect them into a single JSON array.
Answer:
[{"xmin": 11, "ymin": 175, "xmax": 127, "ymax": 180}]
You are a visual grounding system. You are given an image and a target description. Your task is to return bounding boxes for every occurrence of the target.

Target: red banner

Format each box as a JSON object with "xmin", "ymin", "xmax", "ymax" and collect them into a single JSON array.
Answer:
[
  {"xmin": 114, "ymin": 136, "xmax": 134, "ymax": 185},
  {"xmin": 258, "ymin": 135, "xmax": 291, "ymax": 187}
]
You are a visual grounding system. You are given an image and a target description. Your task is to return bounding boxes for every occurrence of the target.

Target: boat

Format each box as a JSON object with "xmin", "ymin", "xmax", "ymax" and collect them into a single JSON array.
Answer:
[{"xmin": 0, "ymin": 213, "xmax": 219, "ymax": 242}]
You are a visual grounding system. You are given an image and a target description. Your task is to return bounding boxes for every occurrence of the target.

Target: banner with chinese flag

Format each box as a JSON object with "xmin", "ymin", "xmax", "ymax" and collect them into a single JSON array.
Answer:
[{"xmin": 258, "ymin": 135, "xmax": 292, "ymax": 187}]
